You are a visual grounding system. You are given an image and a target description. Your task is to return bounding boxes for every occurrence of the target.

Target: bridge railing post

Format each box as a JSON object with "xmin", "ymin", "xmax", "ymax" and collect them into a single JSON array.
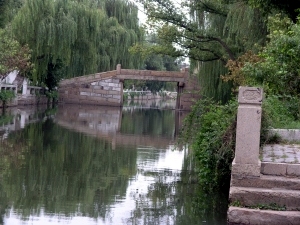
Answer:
[
  {"xmin": 116, "ymin": 64, "xmax": 121, "ymax": 75},
  {"xmin": 231, "ymin": 86, "xmax": 263, "ymax": 177}
]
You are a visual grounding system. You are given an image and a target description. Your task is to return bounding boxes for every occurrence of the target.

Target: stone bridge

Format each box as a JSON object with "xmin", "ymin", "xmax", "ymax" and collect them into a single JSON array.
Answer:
[{"xmin": 58, "ymin": 64, "xmax": 200, "ymax": 110}]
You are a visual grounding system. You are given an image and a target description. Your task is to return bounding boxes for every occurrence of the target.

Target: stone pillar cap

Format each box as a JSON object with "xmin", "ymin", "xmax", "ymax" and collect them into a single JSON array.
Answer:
[{"xmin": 238, "ymin": 86, "xmax": 263, "ymax": 105}]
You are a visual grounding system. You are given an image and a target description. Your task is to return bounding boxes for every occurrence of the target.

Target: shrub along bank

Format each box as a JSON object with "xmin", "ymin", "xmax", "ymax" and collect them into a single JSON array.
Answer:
[
  {"xmin": 181, "ymin": 14, "xmax": 300, "ymax": 192},
  {"xmin": 180, "ymin": 98, "xmax": 237, "ymax": 191}
]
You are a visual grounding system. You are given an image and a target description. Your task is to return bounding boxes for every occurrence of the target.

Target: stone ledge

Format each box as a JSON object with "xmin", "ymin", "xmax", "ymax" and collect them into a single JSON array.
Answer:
[
  {"xmin": 230, "ymin": 174, "xmax": 300, "ymax": 190},
  {"xmin": 229, "ymin": 186, "xmax": 300, "ymax": 210},
  {"xmin": 269, "ymin": 129, "xmax": 300, "ymax": 141},
  {"xmin": 231, "ymin": 159, "xmax": 261, "ymax": 177},
  {"xmin": 228, "ymin": 206, "xmax": 300, "ymax": 225},
  {"xmin": 261, "ymin": 162, "xmax": 300, "ymax": 177}
]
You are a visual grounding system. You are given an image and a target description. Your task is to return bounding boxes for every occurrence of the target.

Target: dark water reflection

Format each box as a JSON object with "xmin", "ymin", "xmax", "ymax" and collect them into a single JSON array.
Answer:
[{"xmin": 0, "ymin": 105, "xmax": 228, "ymax": 225}]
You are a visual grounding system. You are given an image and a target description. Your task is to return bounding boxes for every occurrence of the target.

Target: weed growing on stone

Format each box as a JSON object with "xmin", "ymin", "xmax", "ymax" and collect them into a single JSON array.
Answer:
[
  {"xmin": 281, "ymin": 154, "xmax": 287, "ymax": 159},
  {"xmin": 250, "ymin": 203, "xmax": 286, "ymax": 211}
]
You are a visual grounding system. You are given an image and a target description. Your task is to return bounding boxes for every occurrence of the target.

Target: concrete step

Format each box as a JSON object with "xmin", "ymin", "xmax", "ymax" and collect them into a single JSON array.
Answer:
[
  {"xmin": 231, "ymin": 174, "xmax": 300, "ymax": 190},
  {"xmin": 228, "ymin": 206, "xmax": 300, "ymax": 225},
  {"xmin": 261, "ymin": 162, "xmax": 300, "ymax": 177},
  {"xmin": 229, "ymin": 186, "xmax": 300, "ymax": 210}
]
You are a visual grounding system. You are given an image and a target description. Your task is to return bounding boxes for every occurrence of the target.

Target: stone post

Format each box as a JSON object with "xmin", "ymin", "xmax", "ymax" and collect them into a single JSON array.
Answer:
[
  {"xmin": 116, "ymin": 64, "xmax": 121, "ymax": 75},
  {"xmin": 231, "ymin": 87, "xmax": 263, "ymax": 177},
  {"xmin": 22, "ymin": 79, "xmax": 28, "ymax": 95}
]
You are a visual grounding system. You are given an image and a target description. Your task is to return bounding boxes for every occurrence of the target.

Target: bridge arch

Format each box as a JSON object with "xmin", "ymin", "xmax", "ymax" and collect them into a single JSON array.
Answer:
[{"xmin": 58, "ymin": 64, "xmax": 200, "ymax": 110}]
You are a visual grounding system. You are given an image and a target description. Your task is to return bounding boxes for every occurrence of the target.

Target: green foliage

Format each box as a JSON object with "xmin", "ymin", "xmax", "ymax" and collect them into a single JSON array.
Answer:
[
  {"xmin": 121, "ymin": 108, "xmax": 176, "ymax": 137},
  {"xmin": 0, "ymin": 0, "xmax": 23, "ymax": 27},
  {"xmin": 45, "ymin": 90, "xmax": 58, "ymax": 101},
  {"xmin": 126, "ymin": 33, "xmax": 180, "ymax": 93},
  {"xmin": 0, "ymin": 90, "xmax": 15, "ymax": 107},
  {"xmin": 142, "ymin": 0, "xmax": 267, "ymax": 61},
  {"xmin": 262, "ymin": 95, "xmax": 300, "ymax": 129},
  {"xmin": 0, "ymin": 27, "xmax": 32, "ymax": 76},
  {"xmin": 180, "ymin": 98, "xmax": 237, "ymax": 191},
  {"xmin": 45, "ymin": 58, "xmax": 64, "ymax": 91},
  {"xmin": 0, "ymin": 0, "xmax": 9, "ymax": 28},
  {"xmin": 251, "ymin": 203, "xmax": 286, "ymax": 211},
  {"xmin": 0, "ymin": 118, "xmax": 137, "ymax": 218},
  {"xmin": 138, "ymin": 0, "xmax": 268, "ymax": 101},
  {"xmin": 11, "ymin": 0, "xmax": 144, "ymax": 88},
  {"xmin": 231, "ymin": 200, "xmax": 286, "ymax": 211},
  {"xmin": 246, "ymin": 0, "xmax": 300, "ymax": 22},
  {"xmin": 222, "ymin": 50, "xmax": 262, "ymax": 89},
  {"xmin": 0, "ymin": 113, "xmax": 13, "ymax": 125},
  {"xmin": 197, "ymin": 60, "xmax": 232, "ymax": 103},
  {"xmin": 241, "ymin": 14, "xmax": 300, "ymax": 97}
]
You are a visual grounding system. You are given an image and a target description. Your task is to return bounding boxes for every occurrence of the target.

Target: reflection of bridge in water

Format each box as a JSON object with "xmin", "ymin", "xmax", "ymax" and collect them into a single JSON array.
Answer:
[
  {"xmin": 0, "ymin": 105, "xmax": 187, "ymax": 149},
  {"xmin": 55, "ymin": 105, "xmax": 187, "ymax": 149}
]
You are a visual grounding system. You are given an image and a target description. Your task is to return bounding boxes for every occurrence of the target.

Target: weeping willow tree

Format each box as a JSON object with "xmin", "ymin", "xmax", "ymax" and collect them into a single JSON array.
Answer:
[
  {"xmin": 11, "ymin": 0, "xmax": 143, "ymax": 88},
  {"xmin": 138, "ymin": 0, "xmax": 267, "ymax": 101},
  {"xmin": 0, "ymin": 0, "xmax": 23, "ymax": 28}
]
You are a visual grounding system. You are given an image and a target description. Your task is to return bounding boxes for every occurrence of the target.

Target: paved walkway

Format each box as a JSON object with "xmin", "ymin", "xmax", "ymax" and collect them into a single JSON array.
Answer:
[{"xmin": 262, "ymin": 144, "xmax": 300, "ymax": 164}]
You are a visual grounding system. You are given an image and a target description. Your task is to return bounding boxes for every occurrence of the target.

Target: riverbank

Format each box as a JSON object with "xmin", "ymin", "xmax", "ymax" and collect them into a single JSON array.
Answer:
[
  {"xmin": 227, "ymin": 87, "xmax": 300, "ymax": 225},
  {"xmin": 228, "ymin": 130, "xmax": 300, "ymax": 225}
]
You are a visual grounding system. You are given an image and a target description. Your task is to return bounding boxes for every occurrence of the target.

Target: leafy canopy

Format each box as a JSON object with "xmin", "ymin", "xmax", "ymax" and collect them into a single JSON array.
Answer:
[
  {"xmin": 137, "ymin": 0, "xmax": 267, "ymax": 63},
  {"xmin": 0, "ymin": 27, "xmax": 32, "ymax": 78},
  {"xmin": 11, "ymin": 0, "xmax": 144, "ymax": 87},
  {"xmin": 224, "ymin": 14, "xmax": 300, "ymax": 97}
]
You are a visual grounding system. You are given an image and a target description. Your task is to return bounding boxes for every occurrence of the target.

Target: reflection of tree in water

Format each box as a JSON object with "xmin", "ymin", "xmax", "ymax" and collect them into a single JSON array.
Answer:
[
  {"xmin": 0, "ymin": 118, "xmax": 137, "ymax": 220},
  {"xmin": 0, "ymin": 183, "xmax": 8, "ymax": 225},
  {"xmin": 121, "ymin": 108, "xmax": 175, "ymax": 138},
  {"xmin": 127, "ymin": 152, "xmax": 228, "ymax": 225}
]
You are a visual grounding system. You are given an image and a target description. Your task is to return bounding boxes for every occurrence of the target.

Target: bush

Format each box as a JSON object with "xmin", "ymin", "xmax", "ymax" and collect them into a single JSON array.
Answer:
[
  {"xmin": 180, "ymin": 98, "xmax": 237, "ymax": 191},
  {"xmin": 46, "ymin": 90, "xmax": 58, "ymax": 101},
  {"xmin": 262, "ymin": 95, "xmax": 300, "ymax": 129},
  {"xmin": 0, "ymin": 90, "xmax": 15, "ymax": 108}
]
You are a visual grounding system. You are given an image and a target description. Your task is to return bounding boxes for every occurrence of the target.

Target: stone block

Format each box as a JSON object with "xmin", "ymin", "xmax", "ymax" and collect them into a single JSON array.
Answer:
[
  {"xmin": 231, "ymin": 158, "xmax": 261, "ymax": 177},
  {"xmin": 79, "ymin": 95, "xmax": 87, "ymax": 100},
  {"xmin": 112, "ymin": 87, "xmax": 121, "ymax": 92},
  {"xmin": 105, "ymin": 94, "xmax": 113, "ymax": 98},
  {"xmin": 90, "ymin": 93, "xmax": 101, "ymax": 97},
  {"xmin": 238, "ymin": 86, "xmax": 263, "ymax": 105},
  {"xmin": 261, "ymin": 162, "xmax": 287, "ymax": 176},
  {"xmin": 107, "ymin": 98, "xmax": 121, "ymax": 103},
  {"xmin": 287, "ymin": 164, "xmax": 300, "ymax": 177},
  {"xmin": 269, "ymin": 129, "xmax": 300, "ymax": 141},
  {"xmin": 103, "ymin": 86, "xmax": 113, "ymax": 91},
  {"xmin": 111, "ymin": 79, "xmax": 120, "ymax": 83},
  {"xmin": 108, "ymin": 83, "xmax": 120, "ymax": 88},
  {"xmin": 228, "ymin": 207, "xmax": 300, "ymax": 225},
  {"xmin": 80, "ymin": 92, "xmax": 91, "ymax": 96},
  {"xmin": 68, "ymin": 94, "xmax": 79, "ymax": 99},
  {"xmin": 112, "ymin": 95, "xmax": 121, "ymax": 100},
  {"xmin": 107, "ymin": 90, "xmax": 120, "ymax": 95},
  {"xmin": 93, "ymin": 89, "xmax": 107, "ymax": 94},
  {"xmin": 229, "ymin": 186, "xmax": 300, "ymax": 210},
  {"xmin": 94, "ymin": 73, "xmax": 102, "ymax": 79},
  {"xmin": 77, "ymin": 77, "xmax": 88, "ymax": 83},
  {"xmin": 91, "ymin": 85, "xmax": 101, "ymax": 90}
]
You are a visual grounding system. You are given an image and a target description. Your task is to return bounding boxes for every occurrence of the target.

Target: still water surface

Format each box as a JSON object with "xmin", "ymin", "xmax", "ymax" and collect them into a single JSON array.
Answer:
[{"xmin": 0, "ymin": 102, "xmax": 228, "ymax": 225}]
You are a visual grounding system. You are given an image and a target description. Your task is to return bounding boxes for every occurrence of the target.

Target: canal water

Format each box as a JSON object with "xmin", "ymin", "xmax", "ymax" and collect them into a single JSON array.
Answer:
[{"xmin": 0, "ymin": 101, "xmax": 228, "ymax": 225}]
